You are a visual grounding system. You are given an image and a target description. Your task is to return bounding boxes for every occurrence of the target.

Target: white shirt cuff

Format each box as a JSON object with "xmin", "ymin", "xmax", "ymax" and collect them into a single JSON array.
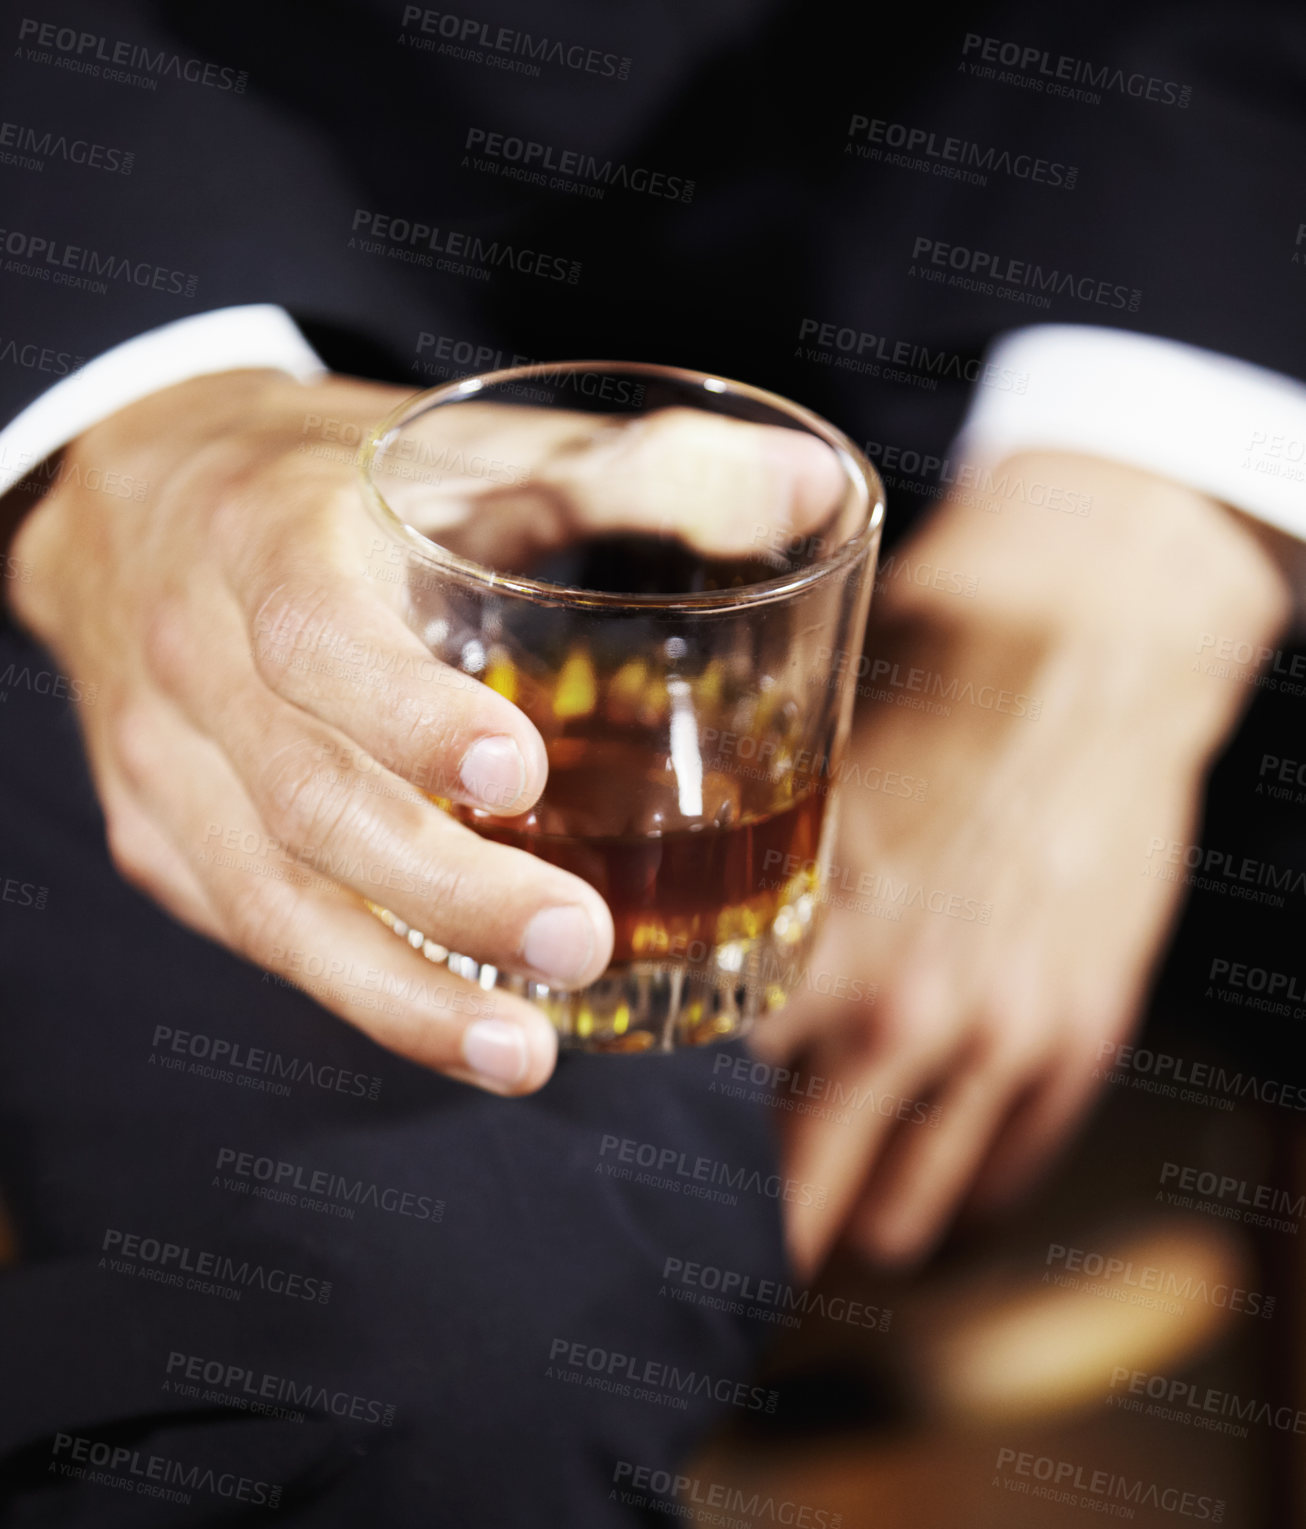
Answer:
[
  {"xmin": 954, "ymin": 325, "xmax": 1306, "ymax": 546},
  {"xmin": 0, "ymin": 305, "xmax": 326, "ymax": 497}
]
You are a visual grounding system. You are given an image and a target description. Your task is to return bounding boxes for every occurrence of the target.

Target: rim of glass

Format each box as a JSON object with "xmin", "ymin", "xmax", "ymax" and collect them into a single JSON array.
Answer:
[{"xmin": 358, "ymin": 360, "xmax": 885, "ymax": 610}]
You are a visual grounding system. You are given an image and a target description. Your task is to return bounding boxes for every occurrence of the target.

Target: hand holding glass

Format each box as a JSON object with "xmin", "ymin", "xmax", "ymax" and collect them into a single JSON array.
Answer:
[{"xmin": 361, "ymin": 362, "xmax": 883, "ymax": 1052}]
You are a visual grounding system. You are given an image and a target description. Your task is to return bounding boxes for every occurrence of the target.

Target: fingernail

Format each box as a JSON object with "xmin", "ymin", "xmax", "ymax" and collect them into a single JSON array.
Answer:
[
  {"xmin": 521, "ymin": 905, "xmax": 597, "ymax": 985},
  {"xmin": 462, "ymin": 1019, "xmax": 528, "ymax": 1087},
  {"xmin": 460, "ymin": 734, "xmax": 525, "ymax": 810}
]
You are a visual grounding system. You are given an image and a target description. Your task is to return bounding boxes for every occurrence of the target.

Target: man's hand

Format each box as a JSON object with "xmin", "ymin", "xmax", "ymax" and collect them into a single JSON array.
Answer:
[
  {"xmin": 756, "ymin": 452, "xmax": 1293, "ymax": 1276},
  {"xmin": 6, "ymin": 368, "xmax": 839, "ymax": 1094}
]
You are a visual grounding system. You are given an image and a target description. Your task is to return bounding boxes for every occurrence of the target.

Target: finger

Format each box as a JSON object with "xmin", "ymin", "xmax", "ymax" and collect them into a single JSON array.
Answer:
[
  {"xmin": 108, "ymin": 696, "xmax": 561, "ymax": 1093},
  {"xmin": 538, "ymin": 407, "xmax": 850, "ymax": 557},
  {"xmin": 370, "ymin": 401, "xmax": 850, "ymax": 565},
  {"xmin": 849, "ymin": 1060, "xmax": 1028, "ymax": 1267},
  {"xmin": 846, "ymin": 934, "xmax": 1057, "ymax": 1264},
  {"xmin": 751, "ymin": 901, "xmax": 881, "ymax": 1066},
  {"xmin": 779, "ymin": 1033, "xmax": 943, "ymax": 1280},
  {"xmin": 963, "ymin": 1040, "xmax": 1113, "ymax": 1215},
  {"xmin": 97, "ymin": 769, "xmax": 225, "ymax": 940},
  {"xmin": 963, "ymin": 946, "xmax": 1148, "ymax": 1216},
  {"xmin": 197, "ymin": 492, "xmax": 549, "ymax": 813},
  {"xmin": 198, "ymin": 668, "xmax": 613, "ymax": 987},
  {"xmin": 152, "ymin": 579, "xmax": 613, "ymax": 987}
]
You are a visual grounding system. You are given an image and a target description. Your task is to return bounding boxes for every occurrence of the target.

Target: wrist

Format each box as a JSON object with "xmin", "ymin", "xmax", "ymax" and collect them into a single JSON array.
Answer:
[
  {"xmin": 871, "ymin": 451, "xmax": 1293, "ymax": 755},
  {"xmin": 6, "ymin": 369, "xmax": 307, "ymax": 636},
  {"xmin": 926, "ymin": 452, "xmax": 1288, "ymax": 644}
]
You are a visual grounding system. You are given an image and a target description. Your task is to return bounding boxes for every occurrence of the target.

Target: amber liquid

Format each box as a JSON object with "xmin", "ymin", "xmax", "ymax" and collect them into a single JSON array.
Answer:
[
  {"xmin": 460, "ymin": 735, "xmax": 827, "ymax": 964},
  {"xmin": 401, "ymin": 532, "xmax": 842, "ymax": 1047}
]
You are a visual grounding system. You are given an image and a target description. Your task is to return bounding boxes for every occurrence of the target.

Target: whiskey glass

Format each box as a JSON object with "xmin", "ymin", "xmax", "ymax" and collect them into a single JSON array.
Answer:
[{"xmin": 360, "ymin": 362, "xmax": 884, "ymax": 1052}]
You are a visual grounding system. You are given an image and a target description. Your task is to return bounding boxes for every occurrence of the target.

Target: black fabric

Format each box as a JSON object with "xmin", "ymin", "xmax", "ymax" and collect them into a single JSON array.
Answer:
[
  {"xmin": 4, "ymin": 2, "xmax": 1304, "ymax": 520},
  {"xmin": 0, "ymin": 616, "xmax": 791, "ymax": 1526},
  {"xmin": 2, "ymin": 2, "xmax": 1305, "ymax": 1522}
]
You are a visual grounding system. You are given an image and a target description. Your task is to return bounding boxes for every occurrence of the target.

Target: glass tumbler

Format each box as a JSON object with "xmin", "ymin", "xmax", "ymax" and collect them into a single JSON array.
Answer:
[{"xmin": 359, "ymin": 361, "xmax": 884, "ymax": 1052}]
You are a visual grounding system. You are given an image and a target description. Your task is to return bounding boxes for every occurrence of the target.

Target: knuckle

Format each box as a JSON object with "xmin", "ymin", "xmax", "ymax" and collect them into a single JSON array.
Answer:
[
  {"xmin": 972, "ymin": 1004, "xmax": 1044, "ymax": 1076},
  {"xmin": 207, "ymin": 444, "xmax": 289, "ymax": 560},
  {"xmin": 397, "ymin": 690, "xmax": 445, "ymax": 761},
  {"xmin": 872, "ymin": 986, "xmax": 949, "ymax": 1061},
  {"xmin": 647, "ymin": 405, "xmax": 700, "ymax": 437},
  {"xmin": 248, "ymin": 572, "xmax": 335, "ymax": 688},
  {"xmin": 407, "ymin": 850, "xmax": 470, "ymax": 914},
  {"xmin": 142, "ymin": 595, "xmax": 192, "ymax": 692},
  {"xmin": 207, "ymin": 478, "xmax": 252, "ymax": 562},
  {"xmin": 107, "ymin": 702, "xmax": 163, "ymax": 795},
  {"xmin": 222, "ymin": 876, "xmax": 299, "ymax": 969},
  {"xmin": 104, "ymin": 810, "xmax": 156, "ymax": 896},
  {"xmin": 258, "ymin": 739, "xmax": 360, "ymax": 856}
]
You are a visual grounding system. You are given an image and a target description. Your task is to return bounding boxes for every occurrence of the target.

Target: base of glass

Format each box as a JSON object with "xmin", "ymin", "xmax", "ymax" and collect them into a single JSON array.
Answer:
[
  {"xmin": 512, "ymin": 955, "xmax": 779, "ymax": 1052},
  {"xmin": 367, "ymin": 902, "xmax": 816, "ymax": 1053}
]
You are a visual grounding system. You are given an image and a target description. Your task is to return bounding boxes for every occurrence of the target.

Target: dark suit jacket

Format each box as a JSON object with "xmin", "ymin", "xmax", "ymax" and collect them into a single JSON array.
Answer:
[{"xmin": 1, "ymin": 3, "xmax": 1304, "ymax": 1523}]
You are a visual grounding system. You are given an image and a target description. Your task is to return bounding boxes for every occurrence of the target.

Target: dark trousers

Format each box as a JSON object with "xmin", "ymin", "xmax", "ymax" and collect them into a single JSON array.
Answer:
[{"xmin": 0, "ymin": 615, "xmax": 789, "ymax": 1526}]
